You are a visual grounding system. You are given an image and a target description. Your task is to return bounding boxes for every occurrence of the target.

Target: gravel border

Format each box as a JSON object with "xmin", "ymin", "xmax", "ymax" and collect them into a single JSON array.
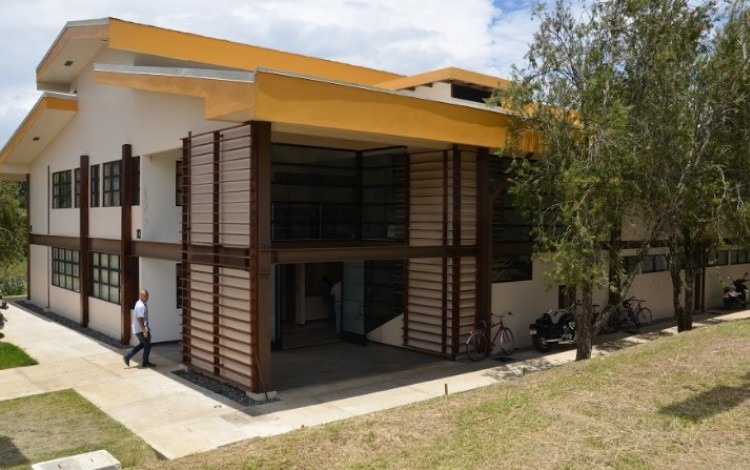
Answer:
[{"xmin": 13, "ymin": 300, "xmax": 275, "ymax": 407}]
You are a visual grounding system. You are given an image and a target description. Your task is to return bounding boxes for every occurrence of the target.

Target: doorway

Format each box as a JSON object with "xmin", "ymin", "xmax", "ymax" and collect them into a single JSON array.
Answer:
[{"xmin": 274, "ymin": 262, "xmax": 342, "ymax": 349}]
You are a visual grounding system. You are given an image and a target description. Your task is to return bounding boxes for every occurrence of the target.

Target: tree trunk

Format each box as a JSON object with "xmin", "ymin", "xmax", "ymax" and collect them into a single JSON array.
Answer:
[{"xmin": 576, "ymin": 282, "xmax": 594, "ymax": 361}]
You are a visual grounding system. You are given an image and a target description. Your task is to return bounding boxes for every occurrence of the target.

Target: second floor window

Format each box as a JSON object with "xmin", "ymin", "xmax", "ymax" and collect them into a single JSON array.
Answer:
[
  {"xmin": 91, "ymin": 164, "xmax": 100, "ymax": 207},
  {"xmin": 103, "ymin": 161, "xmax": 121, "ymax": 207},
  {"xmin": 52, "ymin": 170, "xmax": 72, "ymax": 209},
  {"xmin": 74, "ymin": 168, "xmax": 81, "ymax": 208}
]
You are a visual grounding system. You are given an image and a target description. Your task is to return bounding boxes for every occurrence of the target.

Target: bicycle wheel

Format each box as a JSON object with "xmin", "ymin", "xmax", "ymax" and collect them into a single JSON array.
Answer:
[
  {"xmin": 637, "ymin": 307, "xmax": 652, "ymax": 327},
  {"xmin": 499, "ymin": 328, "xmax": 515, "ymax": 355},
  {"xmin": 466, "ymin": 329, "xmax": 489, "ymax": 361}
]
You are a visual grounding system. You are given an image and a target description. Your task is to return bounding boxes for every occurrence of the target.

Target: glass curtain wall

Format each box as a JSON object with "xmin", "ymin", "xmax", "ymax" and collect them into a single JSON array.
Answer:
[{"xmin": 271, "ymin": 144, "xmax": 406, "ymax": 242}]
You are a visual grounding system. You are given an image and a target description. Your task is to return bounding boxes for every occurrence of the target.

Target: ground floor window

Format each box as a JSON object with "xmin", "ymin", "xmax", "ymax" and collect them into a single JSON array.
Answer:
[
  {"xmin": 92, "ymin": 252, "xmax": 121, "ymax": 304},
  {"xmin": 52, "ymin": 247, "xmax": 80, "ymax": 292},
  {"xmin": 491, "ymin": 254, "xmax": 532, "ymax": 283}
]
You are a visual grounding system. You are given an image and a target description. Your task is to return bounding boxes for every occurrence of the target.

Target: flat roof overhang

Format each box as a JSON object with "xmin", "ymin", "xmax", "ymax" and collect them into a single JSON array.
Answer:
[
  {"xmin": 0, "ymin": 93, "xmax": 78, "ymax": 179},
  {"xmin": 37, "ymin": 18, "xmax": 402, "ymax": 93},
  {"xmin": 92, "ymin": 65, "xmax": 534, "ymax": 150}
]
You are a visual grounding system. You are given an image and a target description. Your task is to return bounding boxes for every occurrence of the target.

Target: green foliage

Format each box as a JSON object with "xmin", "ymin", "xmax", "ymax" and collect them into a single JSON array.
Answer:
[
  {"xmin": 494, "ymin": 0, "xmax": 750, "ymax": 343},
  {"xmin": 0, "ymin": 181, "xmax": 27, "ymax": 266},
  {"xmin": 0, "ymin": 258, "xmax": 26, "ymax": 295}
]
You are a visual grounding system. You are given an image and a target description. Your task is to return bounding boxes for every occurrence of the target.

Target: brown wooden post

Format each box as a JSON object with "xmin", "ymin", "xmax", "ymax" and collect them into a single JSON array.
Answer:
[
  {"xmin": 181, "ymin": 136, "xmax": 192, "ymax": 365},
  {"xmin": 441, "ymin": 150, "xmax": 449, "ymax": 354},
  {"xmin": 120, "ymin": 144, "xmax": 134, "ymax": 345},
  {"xmin": 403, "ymin": 152, "xmax": 411, "ymax": 347},
  {"xmin": 252, "ymin": 121, "xmax": 273, "ymax": 392},
  {"xmin": 80, "ymin": 155, "xmax": 90, "ymax": 327},
  {"xmin": 212, "ymin": 131, "xmax": 221, "ymax": 376},
  {"xmin": 476, "ymin": 147, "xmax": 491, "ymax": 326},
  {"xmin": 26, "ymin": 173, "xmax": 31, "ymax": 301},
  {"xmin": 451, "ymin": 145, "xmax": 462, "ymax": 360}
]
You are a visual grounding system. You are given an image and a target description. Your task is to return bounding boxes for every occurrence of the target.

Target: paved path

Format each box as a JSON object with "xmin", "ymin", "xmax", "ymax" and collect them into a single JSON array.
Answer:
[{"xmin": 1, "ymin": 303, "xmax": 748, "ymax": 459}]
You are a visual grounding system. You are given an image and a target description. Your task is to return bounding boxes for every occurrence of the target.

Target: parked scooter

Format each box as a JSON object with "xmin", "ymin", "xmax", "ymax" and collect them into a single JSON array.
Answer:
[
  {"xmin": 529, "ymin": 308, "xmax": 577, "ymax": 352},
  {"xmin": 723, "ymin": 273, "xmax": 749, "ymax": 308}
]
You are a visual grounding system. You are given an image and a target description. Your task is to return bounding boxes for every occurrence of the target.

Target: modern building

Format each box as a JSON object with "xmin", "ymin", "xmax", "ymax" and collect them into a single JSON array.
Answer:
[{"xmin": 0, "ymin": 18, "xmax": 745, "ymax": 393}]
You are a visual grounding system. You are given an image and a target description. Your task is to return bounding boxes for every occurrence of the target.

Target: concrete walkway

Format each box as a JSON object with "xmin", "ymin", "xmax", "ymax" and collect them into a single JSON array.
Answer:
[{"xmin": 1, "ymin": 302, "xmax": 748, "ymax": 460}]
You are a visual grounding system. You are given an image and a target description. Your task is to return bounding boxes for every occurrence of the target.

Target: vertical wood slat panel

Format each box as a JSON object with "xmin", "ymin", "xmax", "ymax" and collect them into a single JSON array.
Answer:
[{"xmin": 181, "ymin": 123, "xmax": 255, "ymax": 391}]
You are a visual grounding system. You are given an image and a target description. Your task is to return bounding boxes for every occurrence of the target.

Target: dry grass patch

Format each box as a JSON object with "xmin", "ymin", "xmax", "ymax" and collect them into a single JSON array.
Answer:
[
  {"xmin": 141, "ymin": 319, "xmax": 750, "ymax": 469},
  {"xmin": 0, "ymin": 389, "xmax": 161, "ymax": 469}
]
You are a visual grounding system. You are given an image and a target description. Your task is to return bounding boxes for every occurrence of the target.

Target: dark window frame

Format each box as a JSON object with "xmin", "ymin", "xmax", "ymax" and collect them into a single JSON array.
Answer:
[
  {"xmin": 102, "ymin": 160, "xmax": 121, "ymax": 207},
  {"xmin": 491, "ymin": 254, "xmax": 533, "ymax": 283},
  {"xmin": 74, "ymin": 168, "xmax": 81, "ymax": 208},
  {"xmin": 52, "ymin": 247, "xmax": 80, "ymax": 292},
  {"xmin": 91, "ymin": 252, "xmax": 121, "ymax": 305},
  {"xmin": 90, "ymin": 164, "xmax": 100, "ymax": 207},
  {"xmin": 52, "ymin": 169, "xmax": 73, "ymax": 209},
  {"xmin": 132, "ymin": 156, "xmax": 141, "ymax": 206}
]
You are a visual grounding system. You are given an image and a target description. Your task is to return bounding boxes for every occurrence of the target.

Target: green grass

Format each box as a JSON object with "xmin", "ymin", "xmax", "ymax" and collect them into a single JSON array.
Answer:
[
  {"xmin": 137, "ymin": 319, "xmax": 750, "ymax": 470},
  {"xmin": 1, "ymin": 319, "xmax": 749, "ymax": 469},
  {"xmin": 0, "ymin": 389, "xmax": 161, "ymax": 469},
  {"xmin": 0, "ymin": 342, "xmax": 37, "ymax": 370}
]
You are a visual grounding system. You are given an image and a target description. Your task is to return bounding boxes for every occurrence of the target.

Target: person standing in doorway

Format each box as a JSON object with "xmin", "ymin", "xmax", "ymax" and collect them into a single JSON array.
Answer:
[
  {"xmin": 123, "ymin": 289, "xmax": 156, "ymax": 368},
  {"xmin": 331, "ymin": 280, "xmax": 342, "ymax": 334}
]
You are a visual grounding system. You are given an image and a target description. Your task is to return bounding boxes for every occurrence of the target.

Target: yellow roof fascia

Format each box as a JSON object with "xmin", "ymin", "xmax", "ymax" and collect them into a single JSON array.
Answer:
[
  {"xmin": 253, "ymin": 71, "xmax": 520, "ymax": 149},
  {"xmin": 106, "ymin": 18, "xmax": 402, "ymax": 86},
  {"xmin": 94, "ymin": 68, "xmax": 255, "ymax": 122},
  {"xmin": 377, "ymin": 67, "xmax": 511, "ymax": 91},
  {"xmin": 0, "ymin": 95, "xmax": 78, "ymax": 165}
]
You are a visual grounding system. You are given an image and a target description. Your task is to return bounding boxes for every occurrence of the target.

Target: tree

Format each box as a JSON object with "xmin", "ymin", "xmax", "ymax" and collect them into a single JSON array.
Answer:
[
  {"xmin": 492, "ymin": 0, "xmax": 749, "ymax": 358},
  {"xmin": 0, "ymin": 181, "xmax": 27, "ymax": 266}
]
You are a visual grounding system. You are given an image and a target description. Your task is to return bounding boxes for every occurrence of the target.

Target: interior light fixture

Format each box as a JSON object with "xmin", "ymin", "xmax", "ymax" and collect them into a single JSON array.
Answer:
[
  {"xmin": 32, "ymin": 136, "xmax": 40, "ymax": 141},
  {"xmin": 64, "ymin": 60, "xmax": 74, "ymax": 67}
]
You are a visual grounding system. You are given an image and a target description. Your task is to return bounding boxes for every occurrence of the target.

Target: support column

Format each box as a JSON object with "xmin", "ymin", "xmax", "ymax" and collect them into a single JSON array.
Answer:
[
  {"xmin": 80, "ymin": 155, "xmax": 90, "ymax": 327},
  {"xmin": 476, "ymin": 148, "xmax": 491, "ymax": 327},
  {"xmin": 181, "ymin": 137, "xmax": 192, "ymax": 365},
  {"xmin": 120, "ymin": 144, "xmax": 134, "ymax": 345},
  {"xmin": 252, "ymin": 121, "xmax": 273, "ymax": 392},
  {"xmin": 25, "ymin": 173, "xmax": 31, "ymax": 301},
  {"xmin": 450, "ymin": 145, "xmax": 462, "ymax": 359}
]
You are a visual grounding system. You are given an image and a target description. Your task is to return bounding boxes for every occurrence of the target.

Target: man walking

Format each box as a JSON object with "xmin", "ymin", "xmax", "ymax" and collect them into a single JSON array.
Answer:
[{"xmin": 123, "ymin": 289, "xmax": 156, "ymax": 368}]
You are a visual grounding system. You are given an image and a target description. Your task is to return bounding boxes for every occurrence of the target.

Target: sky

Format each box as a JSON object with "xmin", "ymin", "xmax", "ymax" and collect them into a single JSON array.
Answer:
[{"xmin": 0, "ymin": 0, "xmax": 542, "ymax": 147}]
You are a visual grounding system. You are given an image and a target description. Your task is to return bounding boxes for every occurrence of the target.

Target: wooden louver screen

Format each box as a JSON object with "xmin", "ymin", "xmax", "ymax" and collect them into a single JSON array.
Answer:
[{"xmin": 181, "ymin": 123, "xmax": 258, "ymax": 391}]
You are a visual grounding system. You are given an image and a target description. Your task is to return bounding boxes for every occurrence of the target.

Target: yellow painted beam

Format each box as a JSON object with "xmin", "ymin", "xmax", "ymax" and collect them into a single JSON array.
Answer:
[
  {"xmin": 107, "ymin": 18, "xmax": 401, "ymax": 86},
  {"xmin": 253, "ymin": 72, "xmax": 511, "ymax": 149},
  {"xmin": 377, "ymin": 67, "xmax": 511, "ymax": 91},
  {"xmin": 94, "ymin": 70, "xmax": 255, "ymax": 121}
]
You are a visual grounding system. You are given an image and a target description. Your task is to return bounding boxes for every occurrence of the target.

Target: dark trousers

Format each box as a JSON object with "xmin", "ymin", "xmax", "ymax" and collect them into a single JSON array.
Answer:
[{"xmin": 125, "ymin": 332, "xmax": 151, "ymax": 365}]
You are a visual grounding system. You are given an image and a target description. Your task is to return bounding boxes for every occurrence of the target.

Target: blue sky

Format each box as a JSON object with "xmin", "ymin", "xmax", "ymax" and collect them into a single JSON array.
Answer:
[{"xmin": 0, "ymin": 0, "xmax": 540, "ymax": 147}]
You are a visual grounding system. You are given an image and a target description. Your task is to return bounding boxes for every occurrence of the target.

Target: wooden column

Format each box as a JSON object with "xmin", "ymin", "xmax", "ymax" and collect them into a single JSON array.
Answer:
[
  {"xmin": 80, "ymin": 155, "xmax": 90, "ymax": 327},
  {"xmin": 252, "ymin": 121, "xmax": 273, "ymax": 393},
  {"xmin": 120, "ymin": 144, "xmax": 134, "ymax": 345},
  {"xmin": 25, "ymin": 174, "xmax": 31, "ymax": 301},
  {"xmin": 180, "ymin": 136, "xmax": 192, "ymax": 364},
  {"xmin": 450, "ymin": 146, "xmax": 462, "ymax": 359},
  {"xmin": 441, "ymin": 150, "xmax": 449, "ymax": 354},
  {"xmin": 212, "ymin": 131, "xmax": 222, "ymax": 376},
  {"xmin": 476, "ymin": 147, "xmax": 491, "ymax": 325}
]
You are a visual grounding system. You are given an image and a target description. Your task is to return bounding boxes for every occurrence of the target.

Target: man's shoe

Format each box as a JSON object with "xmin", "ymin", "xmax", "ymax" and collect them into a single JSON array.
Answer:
[
  {"xmin": 141, "ymin": 362, "xmax": 157, "ymax": 368},
  {"xmin": 123, "ymin": 356, "xmax": 130, "ymax": 367}
]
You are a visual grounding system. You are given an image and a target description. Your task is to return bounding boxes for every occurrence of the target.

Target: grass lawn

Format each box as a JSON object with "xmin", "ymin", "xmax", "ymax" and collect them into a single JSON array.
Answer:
[
  {"xmin": 1, "ymin": 319, "xmax": 748, "ymax": 469},
  {"xmin": 0, "ymin": 389, "xmax": 161, "ymax": 469},
  {"xmin": 139, "ymin": 318, "xmax": 750, "ymax": 470},
  {"xmin": 0, "ymin": 342, "xmax": 37, "ymax": 370}
]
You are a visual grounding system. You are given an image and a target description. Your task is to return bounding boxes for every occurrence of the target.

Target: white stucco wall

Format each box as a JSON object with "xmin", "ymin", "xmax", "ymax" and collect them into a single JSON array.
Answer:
[
  {"xmin": 29, "ymin": 245, "xmax": 49, "ymax": 308},
  {"xmin": 88, "ymin": 297, "xmax": 122, "ymax": 340},
  {"xmin": 140, "ymin": 258, "xmax": 181, "ymax": 342},
  {"xmin": 141, "ymin": 150, "xmax": 182, "ymax": 243},
  {"xmin": 49, "ymin": 286, "xmax": 81, "ymax": 323}
]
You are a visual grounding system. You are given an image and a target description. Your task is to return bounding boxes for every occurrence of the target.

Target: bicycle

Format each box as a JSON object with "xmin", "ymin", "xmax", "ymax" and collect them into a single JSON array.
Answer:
[
  {"xmin": 605, "ymin": 296, "xmax": 652, "ymax": 332},
  {"xmin": 466, "ymin": 311, "xmax": 515, "ymax": 361}
]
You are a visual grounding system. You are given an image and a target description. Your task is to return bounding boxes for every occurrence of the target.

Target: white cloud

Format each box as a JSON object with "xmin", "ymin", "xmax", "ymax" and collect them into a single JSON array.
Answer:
[{"xmin": 0, "ymin": 0, "xmax": 538, "ymax": 146}]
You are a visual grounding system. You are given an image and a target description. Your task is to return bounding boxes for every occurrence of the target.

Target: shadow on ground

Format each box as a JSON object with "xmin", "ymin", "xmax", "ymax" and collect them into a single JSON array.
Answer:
[{"xmin": 660, "ymin": 372, "xmax": 750, "ymax": 423}]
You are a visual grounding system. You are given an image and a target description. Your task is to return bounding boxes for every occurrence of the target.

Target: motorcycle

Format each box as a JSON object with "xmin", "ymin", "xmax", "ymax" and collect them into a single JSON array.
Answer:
[
  {"xmin": 529, "ymin": 308, "xmax": 577, "ymax": 352},
  {"xmin": 723, "ymin": 273, "xmax": 749, "ymax": 309}
]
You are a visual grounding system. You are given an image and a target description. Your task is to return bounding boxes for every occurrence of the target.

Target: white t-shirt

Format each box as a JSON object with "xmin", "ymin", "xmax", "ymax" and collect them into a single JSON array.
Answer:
[
  {"xmin": 331, "ymin": 281, "xmax": 342, "ymax": 302},
  {"xmin": 132, "ymin": 299, "xmax": 149, "ymax": 334}
]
